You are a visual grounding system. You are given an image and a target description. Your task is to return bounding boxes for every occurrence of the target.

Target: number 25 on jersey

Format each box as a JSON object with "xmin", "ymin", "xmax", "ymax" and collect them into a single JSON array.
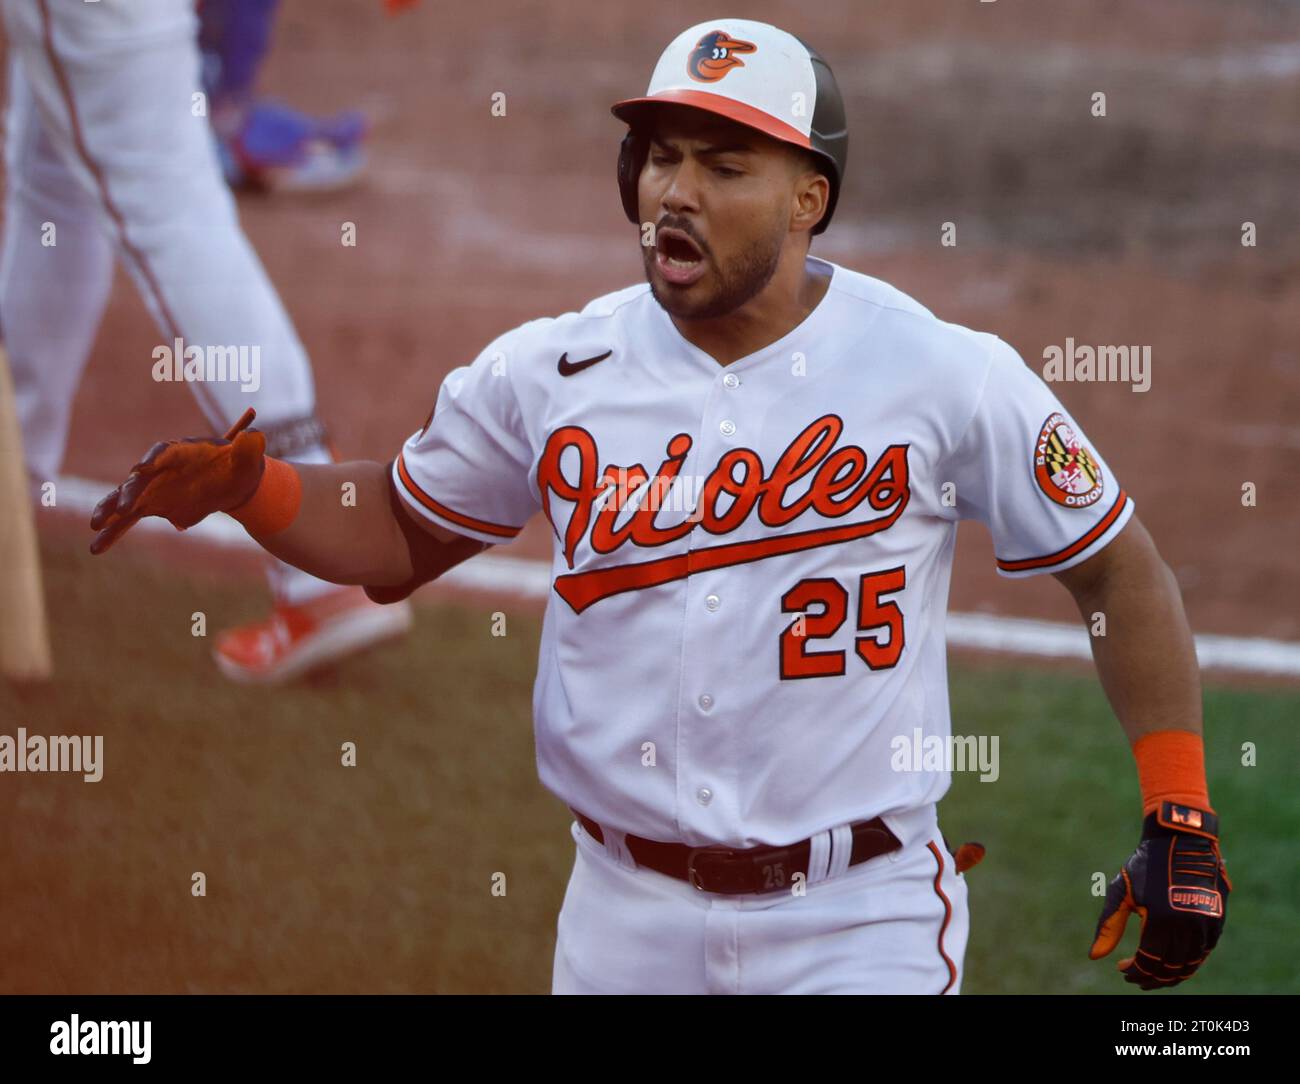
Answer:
[{"xmin": 780, "ymin": 567, "xmax": 906, "ymax": 679}]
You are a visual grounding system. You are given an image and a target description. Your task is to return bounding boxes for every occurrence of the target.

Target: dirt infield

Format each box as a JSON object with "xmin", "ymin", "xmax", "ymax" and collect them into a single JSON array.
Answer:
[{"xmin": 41, "ymin": 0, "xmax": 1300, "ymax": 642}]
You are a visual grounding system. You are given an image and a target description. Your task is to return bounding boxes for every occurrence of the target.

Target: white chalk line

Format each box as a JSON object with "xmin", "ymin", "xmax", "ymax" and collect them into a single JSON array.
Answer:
[{"xmin": 53, "ymin": 475, "xmax": 1300, "ymax": 678}]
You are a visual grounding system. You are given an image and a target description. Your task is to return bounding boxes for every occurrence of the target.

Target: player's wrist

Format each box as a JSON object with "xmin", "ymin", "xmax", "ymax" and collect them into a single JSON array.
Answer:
[
  {"xmin": 1141, "ymin": 801, "xmax": 1219, "ymax": 842},
  {"xmin": 1131, "ymin": 729, "xmax": 1213, "ymax": 821},
  {"xmin": 227, "ymin": 455, "xmax": 302, "ymax": 537}
]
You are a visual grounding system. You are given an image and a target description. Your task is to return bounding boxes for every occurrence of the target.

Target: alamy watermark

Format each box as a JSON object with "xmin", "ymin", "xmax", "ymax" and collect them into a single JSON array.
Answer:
[
  {"xmin": 50, "ymin": 1015, "xmax": 150, "ymax": 1064},
  {"xmin": 597, "ymin": 469, "xmax": 709, "ymax": 519},
  {"xmin": 890, "ymin": 728, "xmax": 1000, "ymax": 782},
  {"xmin": 0, "ymin": 728, "xmax": 102, "ymax": 782},
  {"xmin": 152, "ymin": 337, "xmax": 261, "ymax": 393},
  {"xmin": 1042, "ymin": 339, "xmax": 1150, "ymax": 392}
]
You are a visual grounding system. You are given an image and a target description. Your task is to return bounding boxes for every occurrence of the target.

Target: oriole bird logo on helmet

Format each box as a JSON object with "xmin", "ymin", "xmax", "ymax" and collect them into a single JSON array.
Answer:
[{"xmin": 687, "ymin": 30, "xmax": 756, "ymax": 82}]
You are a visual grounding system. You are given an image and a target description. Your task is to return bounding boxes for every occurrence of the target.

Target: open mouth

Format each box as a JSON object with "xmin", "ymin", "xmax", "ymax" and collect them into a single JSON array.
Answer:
[{"xmin": 655, "ymin": 228, "xmax": 706, "ymax": 286}]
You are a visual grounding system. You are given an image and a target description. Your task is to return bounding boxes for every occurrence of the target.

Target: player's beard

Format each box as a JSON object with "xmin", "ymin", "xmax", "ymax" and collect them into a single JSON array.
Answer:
[{"xmin": 643, "ymin": 214, "xmax": 786, "ymax": 322}]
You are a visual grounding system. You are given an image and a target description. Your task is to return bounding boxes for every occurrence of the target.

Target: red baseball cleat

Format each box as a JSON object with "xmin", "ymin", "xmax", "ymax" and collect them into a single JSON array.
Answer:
[{"xmin": 212, "ymin": 586, "xmax": 412, "ymax": 685}]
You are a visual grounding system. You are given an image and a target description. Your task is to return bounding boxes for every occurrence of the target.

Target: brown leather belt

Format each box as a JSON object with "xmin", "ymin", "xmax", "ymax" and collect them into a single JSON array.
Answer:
[{"xmin": 572, "ymin": 809, "xmax": 901, "ymax": 895}]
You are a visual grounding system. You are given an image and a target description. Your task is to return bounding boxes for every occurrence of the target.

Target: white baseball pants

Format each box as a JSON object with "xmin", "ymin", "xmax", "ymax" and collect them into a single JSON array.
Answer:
[{"xmin": 552, "ymin": 803, "xmax": 971, "ymax": 995}]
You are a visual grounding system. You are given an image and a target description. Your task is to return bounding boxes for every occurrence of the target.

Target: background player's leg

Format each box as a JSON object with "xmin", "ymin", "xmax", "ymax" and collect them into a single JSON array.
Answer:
[
  {"xmin": 0, "ymin": 60, "xmax": 114, "ymax": 493},
  {"xmin": 1, "ymin": 0, "xmax": 409, "ymax": 681}
]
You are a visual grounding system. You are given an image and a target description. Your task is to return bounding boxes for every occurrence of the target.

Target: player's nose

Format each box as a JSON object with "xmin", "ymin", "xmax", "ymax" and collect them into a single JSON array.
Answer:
[{"xmin": 658, "ymin": 158, "xmax": 703, "ymax": 218}]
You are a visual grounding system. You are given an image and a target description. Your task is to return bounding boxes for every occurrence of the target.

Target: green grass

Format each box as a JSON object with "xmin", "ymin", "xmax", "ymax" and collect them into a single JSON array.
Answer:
[
  {"xmin": 1, "ymin": 537, "xmax": 1295, "ymax": 993},
  {"xmin": 942, "ymin": 666, "xmax": 1299, "ymax": 994}
]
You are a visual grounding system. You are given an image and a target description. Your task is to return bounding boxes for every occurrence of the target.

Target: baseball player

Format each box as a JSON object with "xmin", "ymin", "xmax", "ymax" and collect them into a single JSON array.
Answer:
[
  {"xmin": 88, "ymin": 19, "xmax": 1231, "ymax": 994},
  {"xmin": 0, "ymin": 0, "xmax": 409, "ymax": 682}
]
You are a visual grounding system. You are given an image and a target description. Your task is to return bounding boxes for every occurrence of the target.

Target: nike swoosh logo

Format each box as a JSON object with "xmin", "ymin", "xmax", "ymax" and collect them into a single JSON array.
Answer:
[{"xmin": 558, "ymin": 350, "xmax": 612, "ymax": 377}]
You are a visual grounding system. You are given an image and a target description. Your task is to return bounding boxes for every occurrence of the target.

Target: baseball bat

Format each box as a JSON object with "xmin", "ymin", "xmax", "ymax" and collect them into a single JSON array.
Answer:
[{"xmin": 0, "ymin": 345, "xmax": 54, "ymax": 681}]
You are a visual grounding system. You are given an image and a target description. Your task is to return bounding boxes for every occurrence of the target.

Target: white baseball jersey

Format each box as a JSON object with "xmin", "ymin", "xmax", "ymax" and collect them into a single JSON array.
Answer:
[{"xmin": 394, "ymin": 254, "xmax": 1134, "ymax": 850}]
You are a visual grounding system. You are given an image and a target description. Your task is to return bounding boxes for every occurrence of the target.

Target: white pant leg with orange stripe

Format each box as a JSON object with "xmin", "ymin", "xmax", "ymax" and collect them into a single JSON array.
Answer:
[
  {"xmin": 0, "ymin": 0, "xmax": 334, "ymax": 604},
  {"xmin": 552, "ymin": 803, "xmax": 970, "ymax": 995}
]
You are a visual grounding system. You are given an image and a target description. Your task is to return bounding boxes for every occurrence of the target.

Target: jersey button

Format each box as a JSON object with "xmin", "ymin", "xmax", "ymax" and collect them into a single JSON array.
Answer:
[
  {"xmin": 722, "ymin": 373, "xmax": 740, "ymax": 389},
  {"xmin": 696, "ymin": 788, "xmax": 713, "ymax": 806},
  {"xmin": 698, "ymin": 693, "xmax": 714, "ymax": 711},
  {"xmin": 719, "ymin": 419, "xmax": 736, "ymax": 437},
  {"xmin": 704, "ymin": 594, "xmax": 721, "ymax": 612}
]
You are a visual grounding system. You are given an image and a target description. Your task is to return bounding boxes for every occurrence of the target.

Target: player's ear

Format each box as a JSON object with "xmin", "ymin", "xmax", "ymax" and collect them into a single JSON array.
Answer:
[
  {"xmin": 787, "ymin": 148, "xmax": 828, "ymax": 235},
  {"xmin": 790, "ymin": 172, "xmax": 829, "ymax": 235}
]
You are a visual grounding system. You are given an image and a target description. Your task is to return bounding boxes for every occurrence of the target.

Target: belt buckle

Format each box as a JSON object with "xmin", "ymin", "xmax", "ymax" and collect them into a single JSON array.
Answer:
[{"xmin": 686, "ymin": 844, "xmax": 744, "ymax": 893}]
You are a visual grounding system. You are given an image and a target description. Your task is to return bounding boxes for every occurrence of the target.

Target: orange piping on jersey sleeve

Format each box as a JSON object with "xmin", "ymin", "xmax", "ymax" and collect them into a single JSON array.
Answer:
[
  {"xmin": 396, "ymin": 451, "xmax": 523, "ymax": 539},
  {"xmin": 995, "ymin": 490, "xmax": 1130, "ymax": 573}
]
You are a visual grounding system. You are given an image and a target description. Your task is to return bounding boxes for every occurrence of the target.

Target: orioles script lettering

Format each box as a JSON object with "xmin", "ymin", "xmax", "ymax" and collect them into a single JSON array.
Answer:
[{"xmin": 538, "ymin": 414, "xmax": 910, "ymax": 612}]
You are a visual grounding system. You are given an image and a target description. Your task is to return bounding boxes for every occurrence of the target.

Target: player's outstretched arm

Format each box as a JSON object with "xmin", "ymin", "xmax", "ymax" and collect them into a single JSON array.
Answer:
[
  {"xmin": 1052, "ymin": 515, "xmax": 1231, "ymax": 990},
  {"xmin": 88, "ymin": 427, "xmax": 486, "ymax": 595},
  {"xmin": 250, "ymin": 456, "xmax": 488, "ymax": 601}
]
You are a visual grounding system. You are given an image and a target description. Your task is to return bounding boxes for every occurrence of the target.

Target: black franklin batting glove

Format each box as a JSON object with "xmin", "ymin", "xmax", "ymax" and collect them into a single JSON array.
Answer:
[{"xmin": 1088, "ymin": 802, "xmax": 1231, "ymax": 990}]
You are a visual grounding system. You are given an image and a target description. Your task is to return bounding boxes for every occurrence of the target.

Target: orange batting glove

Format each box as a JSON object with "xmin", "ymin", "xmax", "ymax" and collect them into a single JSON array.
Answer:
[{"xmin": 89, "ymin": 430, "xmax": 268, "ymax": 554}]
